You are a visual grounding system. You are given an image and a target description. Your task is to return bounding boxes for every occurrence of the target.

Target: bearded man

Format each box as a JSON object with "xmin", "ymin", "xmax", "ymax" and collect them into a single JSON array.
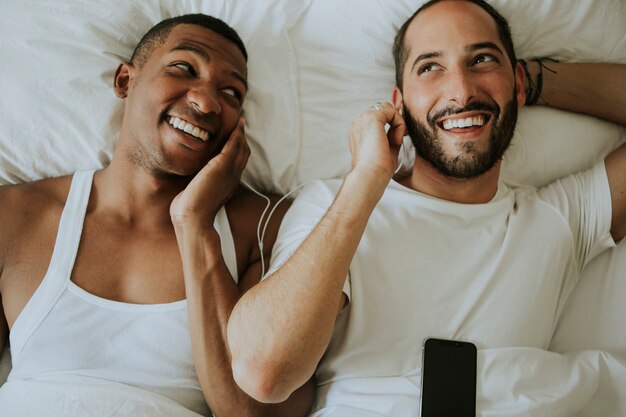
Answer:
[{"xmin": 226, "ymin": 1, "xmax": 626, "ymax": 415}]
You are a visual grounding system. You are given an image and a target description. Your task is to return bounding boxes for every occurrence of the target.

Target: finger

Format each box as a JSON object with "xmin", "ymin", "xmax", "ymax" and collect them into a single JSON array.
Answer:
[
  {"xmin": 224, "ymin": 117, "xmax": 246, "ymax": 150},
  {"xmin": 366, "ymin": 102, "xmax": 406, "ymax": 147},
  {"xmin": 387, "ymin": 111, "xmax": 407, "ymax": 147},
  {"xmin": 367, "ymin": 102, "xmax": 398, "ymax": 124},
  {"xmin": 230, "ymin": 118, "xmax": 250, "ymax": 173},
  {"xmin": 217, "ymin": 117, "xmax": 246, "ymax": 166},
  {"xmin": 190, "ymin": 119, "xmax": 244, "ymax": 183},
  {"xmin": 234, "ymin": 136, "xmax": 251, "ymax": 175}
]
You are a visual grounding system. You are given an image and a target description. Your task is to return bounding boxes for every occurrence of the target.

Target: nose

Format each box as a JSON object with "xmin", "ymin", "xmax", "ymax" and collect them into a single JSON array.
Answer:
[
  {"xmin": 187, "ymin": 83, "xmax": 222, "ymax": 115},
  {"xmin": 446, "ymin": 67, "xmax": 478, "ymax": 106}
]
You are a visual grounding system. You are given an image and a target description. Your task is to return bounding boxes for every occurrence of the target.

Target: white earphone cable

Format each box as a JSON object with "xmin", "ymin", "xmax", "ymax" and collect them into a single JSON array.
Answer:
[{"xmin": 241, "ymin": 144, "xmax": 405, "ymax": 279}]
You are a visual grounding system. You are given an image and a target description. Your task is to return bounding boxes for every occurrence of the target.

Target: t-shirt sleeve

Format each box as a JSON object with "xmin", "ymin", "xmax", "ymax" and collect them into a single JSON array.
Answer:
[
  {"xmin": 537, "ymin": 160, "xmax": 616, "ymax": 270},
  {"xmin": 263, "ymin": 180, "xmax": 351, "ymax": 300}
]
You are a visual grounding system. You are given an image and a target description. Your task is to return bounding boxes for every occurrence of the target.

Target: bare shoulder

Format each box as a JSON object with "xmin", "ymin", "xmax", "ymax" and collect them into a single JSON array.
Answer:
[
  {"xmin": 0, "ymin": 176, "xmax": 72, "ymax": 262},
  {"xmin": 0, "ymin": 176, "xmax": 71, "ymax": 214}
]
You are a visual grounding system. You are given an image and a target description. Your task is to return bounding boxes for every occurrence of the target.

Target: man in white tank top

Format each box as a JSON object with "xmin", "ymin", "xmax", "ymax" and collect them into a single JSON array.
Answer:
[
  {"xmin": 226, "ymin": 1, "xmax": 626, "ymax": 415},
  {"xmin": 0, "ymin": 14, "xmax": 313, "ymax": 417}
]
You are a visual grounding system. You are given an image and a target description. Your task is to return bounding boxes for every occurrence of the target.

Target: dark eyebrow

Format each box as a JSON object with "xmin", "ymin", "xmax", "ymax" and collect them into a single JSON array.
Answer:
[
  {"xmin": 410, "ymin": 42, "xmax": 505, "ymax": 72},
  {"xmin": 171, "ymin": 42, "xmax": 248, "ymax": 91},
  {"xmin": 467, "ymin": 42, "xmax": 504, "ymax": 55},
  {"xmin": 410, "ymin": 51, "xmax": 441, "ymax": 72}
]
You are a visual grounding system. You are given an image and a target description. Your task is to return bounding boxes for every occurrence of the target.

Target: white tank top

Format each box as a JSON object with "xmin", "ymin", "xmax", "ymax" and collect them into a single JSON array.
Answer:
[{"xmin": 6, "ymin": 170, "xmax": 238, "ymax": 416}]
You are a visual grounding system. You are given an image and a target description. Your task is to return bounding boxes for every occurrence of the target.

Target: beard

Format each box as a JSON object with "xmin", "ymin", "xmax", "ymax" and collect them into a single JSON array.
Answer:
[{"xmin": 403, "ymin": 95, "xmax": 518, "ymax": 179}]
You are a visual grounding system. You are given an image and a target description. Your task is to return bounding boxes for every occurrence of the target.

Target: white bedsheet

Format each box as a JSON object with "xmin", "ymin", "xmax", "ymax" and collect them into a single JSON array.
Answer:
[
  {"xmin": 0, "ymin": 374, "xmax": 204, "ymax": 417},
  {"xmin": 311, "ymin": 349, "xmax": 626, "ymax": 417}
]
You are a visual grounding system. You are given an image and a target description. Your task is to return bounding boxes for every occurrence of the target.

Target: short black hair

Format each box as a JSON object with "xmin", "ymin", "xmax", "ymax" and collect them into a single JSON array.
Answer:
[
  {"xmin": 392, "ymin": 0, "xmax": 517, "ymax": 91},
  {"xmin": 130, "ymin": 13, "xmax": 248, "ymax": 67}
]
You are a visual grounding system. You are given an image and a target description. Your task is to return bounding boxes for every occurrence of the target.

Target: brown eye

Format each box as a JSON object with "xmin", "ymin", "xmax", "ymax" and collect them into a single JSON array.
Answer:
[
  {"xmin": 174, "ymin": 62, "xmax": 194, "ymax": 74},
  {"xmin": 223, "ymin": 87, "xmax": 243, "ymax": 102},
  {"xmin": 418, "ymin": 63, "xmax": 442, "ymax": 75},
  {"xmin": 474, "ymin": 55, "xmax": 497, "ymax": 64}
]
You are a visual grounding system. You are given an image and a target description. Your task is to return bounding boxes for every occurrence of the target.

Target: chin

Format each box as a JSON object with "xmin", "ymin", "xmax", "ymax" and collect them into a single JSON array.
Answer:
[{"xmin": 146, "ymin": 157, "xmax": 206, "ymax": 179}]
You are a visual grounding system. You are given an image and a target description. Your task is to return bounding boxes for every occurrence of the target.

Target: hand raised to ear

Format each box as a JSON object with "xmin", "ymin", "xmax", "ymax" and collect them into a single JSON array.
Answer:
[
  {"xmin": 349, "ymin": 102, "xmax": 406, "ymax": 181},
  {"xmin": 170, "ymin": 118, "xmax": 250, "ymax": 228}
]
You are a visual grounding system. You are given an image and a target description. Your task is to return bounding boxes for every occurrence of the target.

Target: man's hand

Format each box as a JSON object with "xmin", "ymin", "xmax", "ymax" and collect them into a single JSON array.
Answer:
[
  {"xmin": 170, "ymin": 118, "xmax": 250, "ymax": 227},
  {"xmin": 348, "ymin": 102, "xmax": 406, "ymax": 182}
]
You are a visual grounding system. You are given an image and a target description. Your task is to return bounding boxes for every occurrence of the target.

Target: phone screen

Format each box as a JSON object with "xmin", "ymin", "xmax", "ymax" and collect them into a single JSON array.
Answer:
[{"xmin": 421, "ymin": 338, "xmax": 477, "ymax": 417}]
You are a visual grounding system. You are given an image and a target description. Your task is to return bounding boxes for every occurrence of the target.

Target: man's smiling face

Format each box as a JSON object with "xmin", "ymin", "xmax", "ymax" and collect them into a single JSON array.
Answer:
[
  {"xmin": 394, "ymin": 1, "xmax": 525, "ymax": 179},
  {"xmin": 116, "ymin": 24, "xmax": 248, "ymax": 177}
]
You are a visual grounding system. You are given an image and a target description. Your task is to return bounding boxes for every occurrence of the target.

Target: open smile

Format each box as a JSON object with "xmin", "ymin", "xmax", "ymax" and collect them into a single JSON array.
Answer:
[
  {"xmin": 436, "ymin": 112, "xmax": 492, "ymax": 134},
  {"xmin": 167, "ymin": 116, "xmax": 211, "ymax": 142}
]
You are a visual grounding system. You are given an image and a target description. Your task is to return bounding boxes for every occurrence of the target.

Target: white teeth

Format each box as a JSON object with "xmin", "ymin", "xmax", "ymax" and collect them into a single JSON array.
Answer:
[
  {"xmin": 167, "ymin": 116, "xmax": 211, "ymax": 142},
  {"xmin": 442, "ymin": 115, "xmax": 486, "ymax": 131}
]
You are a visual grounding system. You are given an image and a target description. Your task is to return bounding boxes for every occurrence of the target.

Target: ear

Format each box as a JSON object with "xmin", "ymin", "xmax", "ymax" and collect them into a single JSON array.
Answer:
[
  {"xmin": 114, "ymin": 62, "xmax": 135, "ymax": 98},
  {"xmin": 392, "ymin": 86, "xmax": 404, "ymax": 113},
  {"xmin": 514, "ymin": 62, "xmax": 526, "ymax": 107}
]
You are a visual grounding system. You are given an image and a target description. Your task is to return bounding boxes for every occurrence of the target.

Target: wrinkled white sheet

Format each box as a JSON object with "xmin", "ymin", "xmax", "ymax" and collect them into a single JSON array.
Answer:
[
  {"xmin": 0, "ymin": 374, "xmax": 206, "ymax": 417},
  {"xmin": 310, "ymin": 349, "xmax": 626, "ymax": 417}
]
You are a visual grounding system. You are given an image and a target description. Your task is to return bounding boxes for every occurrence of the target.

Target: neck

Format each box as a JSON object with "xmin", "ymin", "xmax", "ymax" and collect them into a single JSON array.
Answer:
[
  {"xmin": 92, "ymin": 157, "xmax": 190, "ymax": 228},
  {"xmin": 397, "ymin": 156, "xmax": 501, "ymax": 204}
]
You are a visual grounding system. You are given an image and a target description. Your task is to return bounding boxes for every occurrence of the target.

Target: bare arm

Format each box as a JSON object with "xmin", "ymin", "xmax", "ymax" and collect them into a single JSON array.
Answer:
[
  {"xmin": 227, "ymin": 104, "xmax": 406, "ymax": 403},
  {"xmin": 523, "ymin": 62, "xmax": 626, "ymax": 241},
  {"xmin": 174, "ymin": 226, "xmax": 314, "ymax": 416},
  {"xmin": 524, "ymin": 61, "xmax": 626, "ymax": 125},
  {"xmin": 171, "ymin": 119, "xmax": 314, "ymax": 417}
]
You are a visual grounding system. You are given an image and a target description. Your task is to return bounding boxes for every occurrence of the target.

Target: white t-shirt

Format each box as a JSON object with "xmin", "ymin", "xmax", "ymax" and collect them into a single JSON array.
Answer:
[{"xmin": 269, "ymin": 162, "xmax": 615, "ymax": 416}]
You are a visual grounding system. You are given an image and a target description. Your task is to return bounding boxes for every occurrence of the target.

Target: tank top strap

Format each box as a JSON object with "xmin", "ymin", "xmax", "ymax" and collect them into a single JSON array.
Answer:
[
  {"xmin": 9, "ymin": 170, "xmax": 95, "ymax": 361},
  {"xmin": 47, "ymin": 170, "xmax": 95, "ymax": 279}
]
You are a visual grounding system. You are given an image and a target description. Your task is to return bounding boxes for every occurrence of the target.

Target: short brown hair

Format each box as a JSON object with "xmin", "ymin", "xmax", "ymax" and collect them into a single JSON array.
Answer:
[{"xmin": 392, "ymin": 0, "xmax": 517, "ymax": 91}]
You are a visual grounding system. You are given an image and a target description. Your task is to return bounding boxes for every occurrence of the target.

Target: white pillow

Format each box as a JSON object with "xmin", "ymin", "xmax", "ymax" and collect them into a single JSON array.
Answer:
[
  {"xmin": 0, "ymin": 0, "xmax": 308, "ymax": 194},
  {"xmin": 289, "ymin": 0, "xmax": 626, "ymax": 190}
]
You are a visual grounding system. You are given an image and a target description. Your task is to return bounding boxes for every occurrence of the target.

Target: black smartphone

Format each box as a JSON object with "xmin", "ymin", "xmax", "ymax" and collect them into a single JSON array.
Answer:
[{"xmin": 421, "ymin": 337, "xmax": 477, "ymax": 417}]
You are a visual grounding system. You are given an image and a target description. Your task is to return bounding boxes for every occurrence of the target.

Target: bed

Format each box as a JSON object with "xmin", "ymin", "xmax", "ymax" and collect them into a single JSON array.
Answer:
[{"xmin": 0, "ymin": 0, "xmax": 624, "ymax": 416}]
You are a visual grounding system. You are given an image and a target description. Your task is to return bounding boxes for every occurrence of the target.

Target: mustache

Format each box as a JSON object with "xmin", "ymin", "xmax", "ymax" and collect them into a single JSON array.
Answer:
[{"xmin": 427, "ymin": 101, "xmax": 500, "ymax": 125}]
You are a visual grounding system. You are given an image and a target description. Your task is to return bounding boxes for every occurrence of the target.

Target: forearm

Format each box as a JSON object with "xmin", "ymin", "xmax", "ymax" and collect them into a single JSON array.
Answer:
[
  {"xmin": 176, "ymin": 225, "xmax": 248, "ymax": 414},
  {"xmin": 228, "ymin": 170, "xmax": 388, "ymax": 402},
  {"xmin": 175, "ymin": 225, "xmax": 310, "ymax": 417},
  {"xmin": 526, "ymin": 61, "xmax": 626, "ymax": 125}
]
